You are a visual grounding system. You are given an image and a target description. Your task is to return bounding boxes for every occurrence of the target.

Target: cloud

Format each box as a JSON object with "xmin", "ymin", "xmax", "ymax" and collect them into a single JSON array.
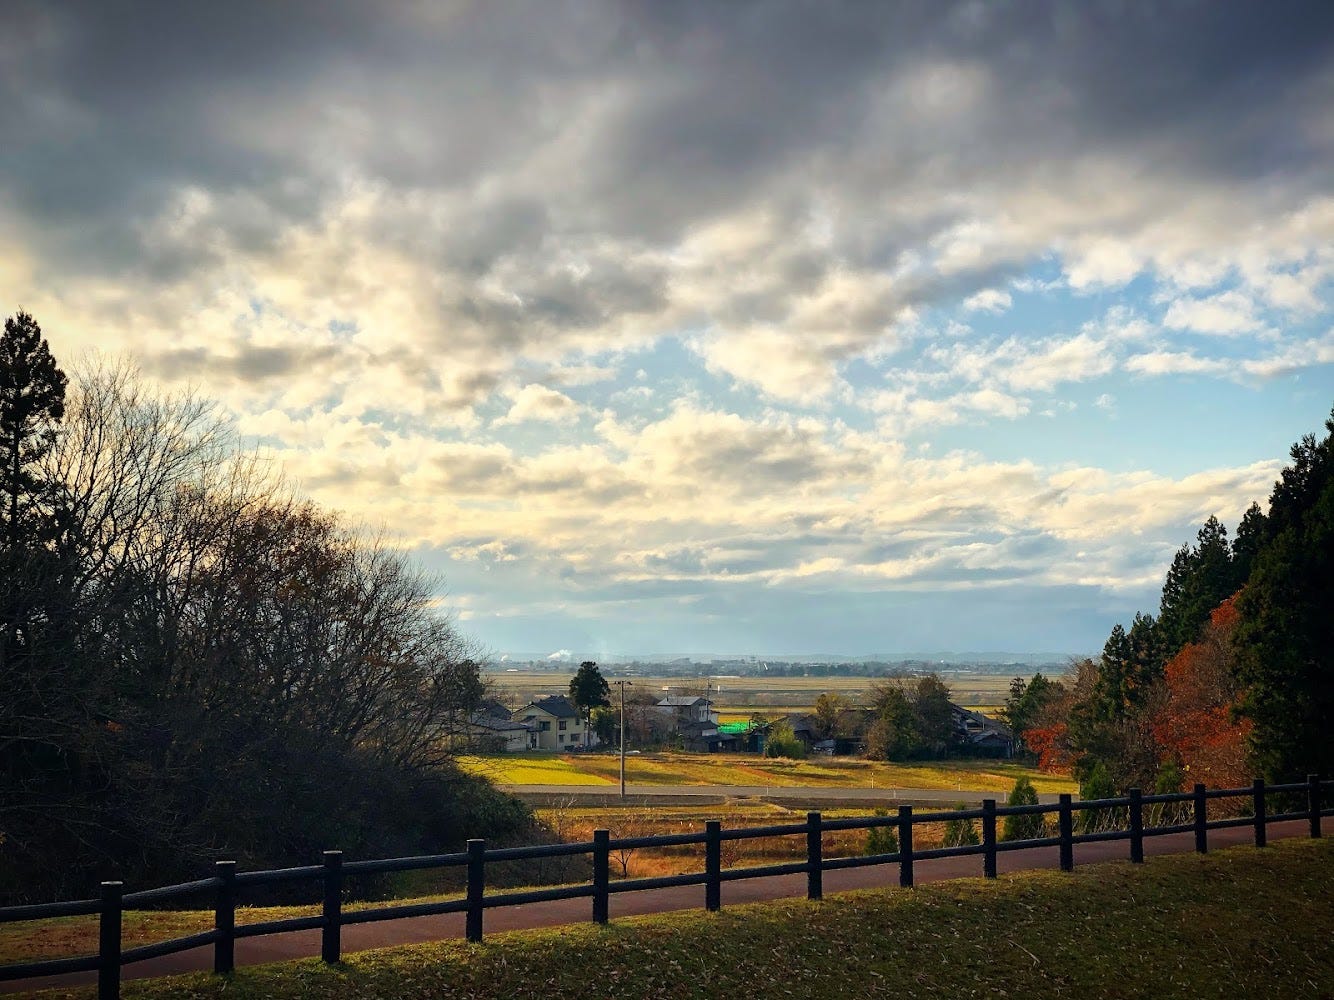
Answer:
[
  {"xmin": 963, "ymin": 288, "xmax": 1013, "ymax": 313},
  {"xmin": 494, "ymin": 383, "xmax": 581, "ymax": 426},
  {"xmin": 4, "ymin": 1, "xmax": 1333, "ymax": 653},
  {"xmin": 1162, "ymin": 290, "xmax": 1263, "ymax": 335}
]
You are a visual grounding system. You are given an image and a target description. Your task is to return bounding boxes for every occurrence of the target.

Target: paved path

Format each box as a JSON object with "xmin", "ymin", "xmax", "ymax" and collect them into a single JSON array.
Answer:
[
  {"xmin": 4, "ymin": 820, "xmax": 1314, "ymax": 995},
  {"xmin": 501, "ymin": 782, "xmax": 1064, "ymax": 805}
]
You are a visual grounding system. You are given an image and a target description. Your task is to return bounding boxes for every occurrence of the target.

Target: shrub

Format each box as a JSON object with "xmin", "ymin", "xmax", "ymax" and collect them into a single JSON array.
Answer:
[
  {"xmin": 1002, "ymin": 776, "xmax": 1044, "ymax": 841},
  {"xmin": 942, "ymin": 804, "xmax": 980, "ymax": 848},
  {"xmin": 864, "ymin": 809, "xmax": 899, "ymax": 855},
  {"xmin": 763, "ymin": 722, "xmax": 808, "ymax": 759}
]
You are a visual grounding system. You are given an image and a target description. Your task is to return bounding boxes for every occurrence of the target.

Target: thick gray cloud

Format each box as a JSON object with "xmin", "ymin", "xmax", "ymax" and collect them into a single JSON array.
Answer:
[
  {"xmin": 3, "ymin": 1, "xmax": 1331, "ymax": 656},
  {"xmin": 6, "ymin": 2, "xmax": 1331, "ymax": 279}
]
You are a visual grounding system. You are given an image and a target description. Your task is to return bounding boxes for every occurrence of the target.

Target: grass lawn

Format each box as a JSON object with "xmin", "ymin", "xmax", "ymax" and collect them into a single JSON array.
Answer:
[
  {"xmin": 454, "ymin": 755, "xmax": 614, "ymax": 785},
  {"xmin": 22, "ymin": 838, "xmax": 1333, "ymax": 999},
  {"xmin": 458, "ymin": 751, "xmax": 1077, "ymax": 795}
]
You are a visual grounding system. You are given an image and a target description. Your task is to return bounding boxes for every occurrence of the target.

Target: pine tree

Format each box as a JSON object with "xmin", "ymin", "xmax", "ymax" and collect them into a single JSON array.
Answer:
[
  {"xmin": 1157, "ymin": 516, "xmax": 1238, "ymax": 655},
  {"xmin": 1231, "ymin": 501, "xmax": 1267, "ymax": 582},
  {"xmin": 1233, "ymin": 410, "xmax": 1334, "ymax": 780},
  {"xmin": 1002, "ymin": 776, "xmax": 1043, "ymax": 841},
  {"xmin": 0, "ymin": 311, "xmax": 67, "ymax": 555}
]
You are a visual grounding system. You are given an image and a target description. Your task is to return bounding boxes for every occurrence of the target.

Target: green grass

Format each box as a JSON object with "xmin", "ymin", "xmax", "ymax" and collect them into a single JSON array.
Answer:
[{"xmin": 22, "ymin": 839, "xmax": 1334, "ymax": 999}]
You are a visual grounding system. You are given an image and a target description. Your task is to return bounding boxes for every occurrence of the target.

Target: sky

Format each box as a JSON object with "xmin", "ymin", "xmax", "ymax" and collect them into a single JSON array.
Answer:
[{"xmin": 2, "ymin": 2, "xmax": 1333, "ymax": 661}]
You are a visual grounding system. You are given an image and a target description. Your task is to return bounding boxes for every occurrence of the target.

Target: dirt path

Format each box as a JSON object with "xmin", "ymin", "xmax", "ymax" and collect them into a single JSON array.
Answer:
[{"xmin": 5, "ymin": 820, "xmax": 1314, "ymax": 996}]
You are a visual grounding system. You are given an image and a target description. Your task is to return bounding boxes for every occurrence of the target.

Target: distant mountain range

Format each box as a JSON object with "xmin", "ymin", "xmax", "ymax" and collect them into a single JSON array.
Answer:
[{"xmin": 499, "ymin": 651, "xmax": 1083, "ymax": 667}]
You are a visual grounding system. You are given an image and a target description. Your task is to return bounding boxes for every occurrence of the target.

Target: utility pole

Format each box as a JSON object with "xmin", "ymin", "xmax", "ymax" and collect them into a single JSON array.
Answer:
[{"xmin": 615, "ymin": 680, "xmax": 632, "ymax": 799}]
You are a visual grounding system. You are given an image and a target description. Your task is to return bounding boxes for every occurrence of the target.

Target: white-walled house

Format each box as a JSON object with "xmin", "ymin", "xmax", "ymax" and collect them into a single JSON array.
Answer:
[
  {"xmin": 467, "ymin": 711, "xmax": 534, "ymax": 753},
  {"xmin": 513, "ymin": 695, "xmax": 588, "ymax": 751}
]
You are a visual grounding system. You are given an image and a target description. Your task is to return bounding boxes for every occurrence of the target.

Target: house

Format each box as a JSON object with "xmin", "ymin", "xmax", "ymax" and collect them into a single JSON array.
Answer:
[
  {"xmin": 466, "ymin": 710, "xmax": 534, "ymax": 753},
  {"xmin": 787, "ymin": 708, "xmax": 873, "ymax": 754},
  {"xmin": 654, "ymin": 695, "xmax": 720, "ymax": 725},
  {"xmin": 951, "ymin": 705, "xmax": 1013, "ymax": 758},
  {"xmin": 513, "ymin": 695, "xmax": 588, "ymax": 751},
  {"xmin": 653, "ymin": 695, "xmax": 726, "ymax": 751}
]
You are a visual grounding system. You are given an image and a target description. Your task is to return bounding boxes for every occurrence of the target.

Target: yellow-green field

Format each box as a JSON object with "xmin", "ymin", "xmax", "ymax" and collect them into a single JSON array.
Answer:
[
  {"xmin": 485, "ymin": 669, "xmax": 1045, "ymax": 713},
  {"xmin": 457, "ymin": 751, "xmax": 1076, "ymax": 795}
]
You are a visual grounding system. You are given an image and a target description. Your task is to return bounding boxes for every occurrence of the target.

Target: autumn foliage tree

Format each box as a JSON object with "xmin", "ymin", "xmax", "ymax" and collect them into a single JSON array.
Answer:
[{"xmin": 1149, "ymin": 594, "xmax": 1251, "ymax": 789}]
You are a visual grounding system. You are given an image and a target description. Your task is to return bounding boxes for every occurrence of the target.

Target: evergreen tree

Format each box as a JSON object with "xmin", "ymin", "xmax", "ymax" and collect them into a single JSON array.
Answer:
[
  {"xmin": 1078, "ymin": 760, "xmax": 1117, "ymax": 834},
  {"xmin": 1233, "ymin": 410, "xmax": 1334, "ymax": 780},
  {"xmin": 866, "ymin": 682, "xmax": 923, "ymax": 759},
  {"xmin": 864, "ymin": 810, "xmax": 898, "ymax": 856},
  {"xmin": 1157, "ymin": 516, "xmax": 1238, "ymax": 655},
  {"xmin": 942, "ymin": 805, "xmax": 981, "ymax": 847},
  {"xmin": 568, "ymin": 660, "xmax": 610, "ymax": 745},
  {"xmin": 1001, "ymin": 776, "xmax": 1043, "ymax": 841},
  {"xmin": 912, "ymin": 673, "xmax": 956, "ymax": 757},
  {"xmin": 1002, "ymin": 672, "xmax": 1065, "ymax": 755},
  {"xmin": 1231, "ymin": 501, "xmax": 1267, "ymax": 582},
  {"xmin": 0, "ymin": 311, "xmax": 67, "ymax": 554},
  {"xmin": 1125, "ymin": 611, "xmax": 1164, "ymax": 703},
  {"xmin": 1092, "ymin": 623, "xmax": 1132, "ymax": 721}
]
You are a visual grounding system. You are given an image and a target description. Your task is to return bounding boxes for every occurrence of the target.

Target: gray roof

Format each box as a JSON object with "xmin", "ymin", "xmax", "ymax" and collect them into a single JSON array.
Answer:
[
  {"xmin": 471, "ymin": 712, "xmax": 533, "ymax": 733},
  {"xmin": 518, "ymin": 695, "xmax": 580, "ymax": 719},
  {"xmin": 658, "ymin": 696, "xmax": 710, "ymax": 707}
]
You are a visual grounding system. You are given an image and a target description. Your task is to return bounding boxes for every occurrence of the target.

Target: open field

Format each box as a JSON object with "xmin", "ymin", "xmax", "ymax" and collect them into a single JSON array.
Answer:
[
  {"xmin": 484, "ymin": 670, "xmax": 1042, "ymax": 713},
  {"xmin": 458, "ymin": 751, "xmax": 1077, "ymax": 795},
  {"xmin": 18, "ymin": 839, "xmax": 1332, "ymax": 999}
]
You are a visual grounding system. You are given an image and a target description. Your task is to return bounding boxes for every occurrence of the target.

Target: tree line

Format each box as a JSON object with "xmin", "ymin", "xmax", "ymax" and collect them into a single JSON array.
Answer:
[
  {"xmin": 0, "ymin": 312, "xmax": 543, "ymax": 904},
  {"xmin": 1002, "ymin": 407, "xmax": 1334, "ymax": 793}
]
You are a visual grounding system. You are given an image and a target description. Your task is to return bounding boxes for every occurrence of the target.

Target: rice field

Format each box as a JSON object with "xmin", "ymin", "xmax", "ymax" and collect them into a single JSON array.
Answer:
[{"xmin": 456, "ymin": 751, "xmax": 1076, "ymax": 795}]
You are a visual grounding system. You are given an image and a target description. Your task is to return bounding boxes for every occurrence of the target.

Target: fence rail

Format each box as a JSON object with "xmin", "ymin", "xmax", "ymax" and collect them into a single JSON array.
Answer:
[{"xmin": 2, "ymin": 775, "xmax": 1328, "ymax": 999}]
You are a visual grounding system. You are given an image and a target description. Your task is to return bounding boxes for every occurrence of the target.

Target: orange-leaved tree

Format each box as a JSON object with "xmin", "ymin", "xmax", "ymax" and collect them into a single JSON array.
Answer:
[{"xmin": 1149, "ymin": 593, "xmax": 1251, "ymax": 789}]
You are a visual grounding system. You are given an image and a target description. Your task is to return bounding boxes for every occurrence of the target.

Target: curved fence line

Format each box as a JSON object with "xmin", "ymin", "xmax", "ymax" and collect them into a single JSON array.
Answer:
[{"xmin": 1, "ymin": 775, "xmax": 1328, "ymax": 999}]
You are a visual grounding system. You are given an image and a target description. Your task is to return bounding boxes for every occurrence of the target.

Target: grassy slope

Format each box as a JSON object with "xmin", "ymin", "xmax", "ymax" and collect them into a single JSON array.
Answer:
[
  {"xmin": 27, "ymin": 838, "xmax": 1334, "ymax": 1000},
  {"xmin": 458, "ymin": 751, "xmax": 1078, "ymax": 794}
]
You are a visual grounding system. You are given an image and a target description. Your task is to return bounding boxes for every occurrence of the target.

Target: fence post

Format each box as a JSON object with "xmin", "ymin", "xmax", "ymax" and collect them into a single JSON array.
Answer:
[
  {"xmin": 705, "ymin": 820, "xmax": 722, "ymax": 912},
  {"xmin": 1253, "ymin": 778, "xmax": 1266, "ymax": 848},
  {"xmin": 982, "ymin": 799, "xmax": 997, "ymax": 879},
  {"xmin": 1129, "ymin": 788, "xmax": 1144, "ymax": 864},
  {"xmin": 213, "ymin": 861, "xmax": 236, "ymax": 975},
  {"xmin": 1308, "ymin": 774, "xmax": 1321, "ymax": 839},
  {"xmin": 593, "ymin": 829, "xmax": 610, "ymax": 924},
  {"xmin": 1194, "ymin": 783, "xmax": 1207, "ymax": 853},
  {"xmin": 806, "ymin": 811, "xmax": 823, "ymax": 901},
  {"xmin": 321, "ymin": 851, "xmax": 343, "ymax": 964},
  {"xmin": 98, "ymin": 880, "xmax": 123, "ymax": 1000},
  {"xmin": 898, "ymin": 806, "xmax": 913, "ymax": 888},
  {"xmin": 466, "ymin": 839, "xmax": 485, "ymax": 942},
  {"xmin": 1058, "ymin": 794, "xmax": 1074, "ymax": 872}
]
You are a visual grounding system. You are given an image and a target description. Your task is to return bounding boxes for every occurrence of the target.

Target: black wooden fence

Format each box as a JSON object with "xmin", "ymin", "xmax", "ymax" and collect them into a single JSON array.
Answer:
[{"xmin": 2, "ymin": 776, "xmax": 1328, "ymax": 999}]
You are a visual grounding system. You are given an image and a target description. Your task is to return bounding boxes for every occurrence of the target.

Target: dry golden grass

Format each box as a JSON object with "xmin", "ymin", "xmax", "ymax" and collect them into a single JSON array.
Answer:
[{"xmin": 459, "ymin": 751, "xmax": 1077, "ymax": 795}]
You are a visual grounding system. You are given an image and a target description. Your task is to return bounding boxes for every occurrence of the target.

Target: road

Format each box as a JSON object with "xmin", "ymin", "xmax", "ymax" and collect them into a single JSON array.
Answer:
[
  {"xmin": 3, "ymin": 819, "xmax": 1314, "ymax": 996},
  {"xmin": 500, "ymin": 782, "xmax": 1064, "ymax": 805}
]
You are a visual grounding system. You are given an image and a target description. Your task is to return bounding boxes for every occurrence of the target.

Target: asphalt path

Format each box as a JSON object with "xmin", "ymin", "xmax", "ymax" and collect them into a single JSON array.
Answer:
[
  {"xmin": 499, "ymin": 782, "xmax": 1064, "ymax": 805},
  {"xmin": 4, "ymin": 819, "xmax": 1314, "ymax": 995}
]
